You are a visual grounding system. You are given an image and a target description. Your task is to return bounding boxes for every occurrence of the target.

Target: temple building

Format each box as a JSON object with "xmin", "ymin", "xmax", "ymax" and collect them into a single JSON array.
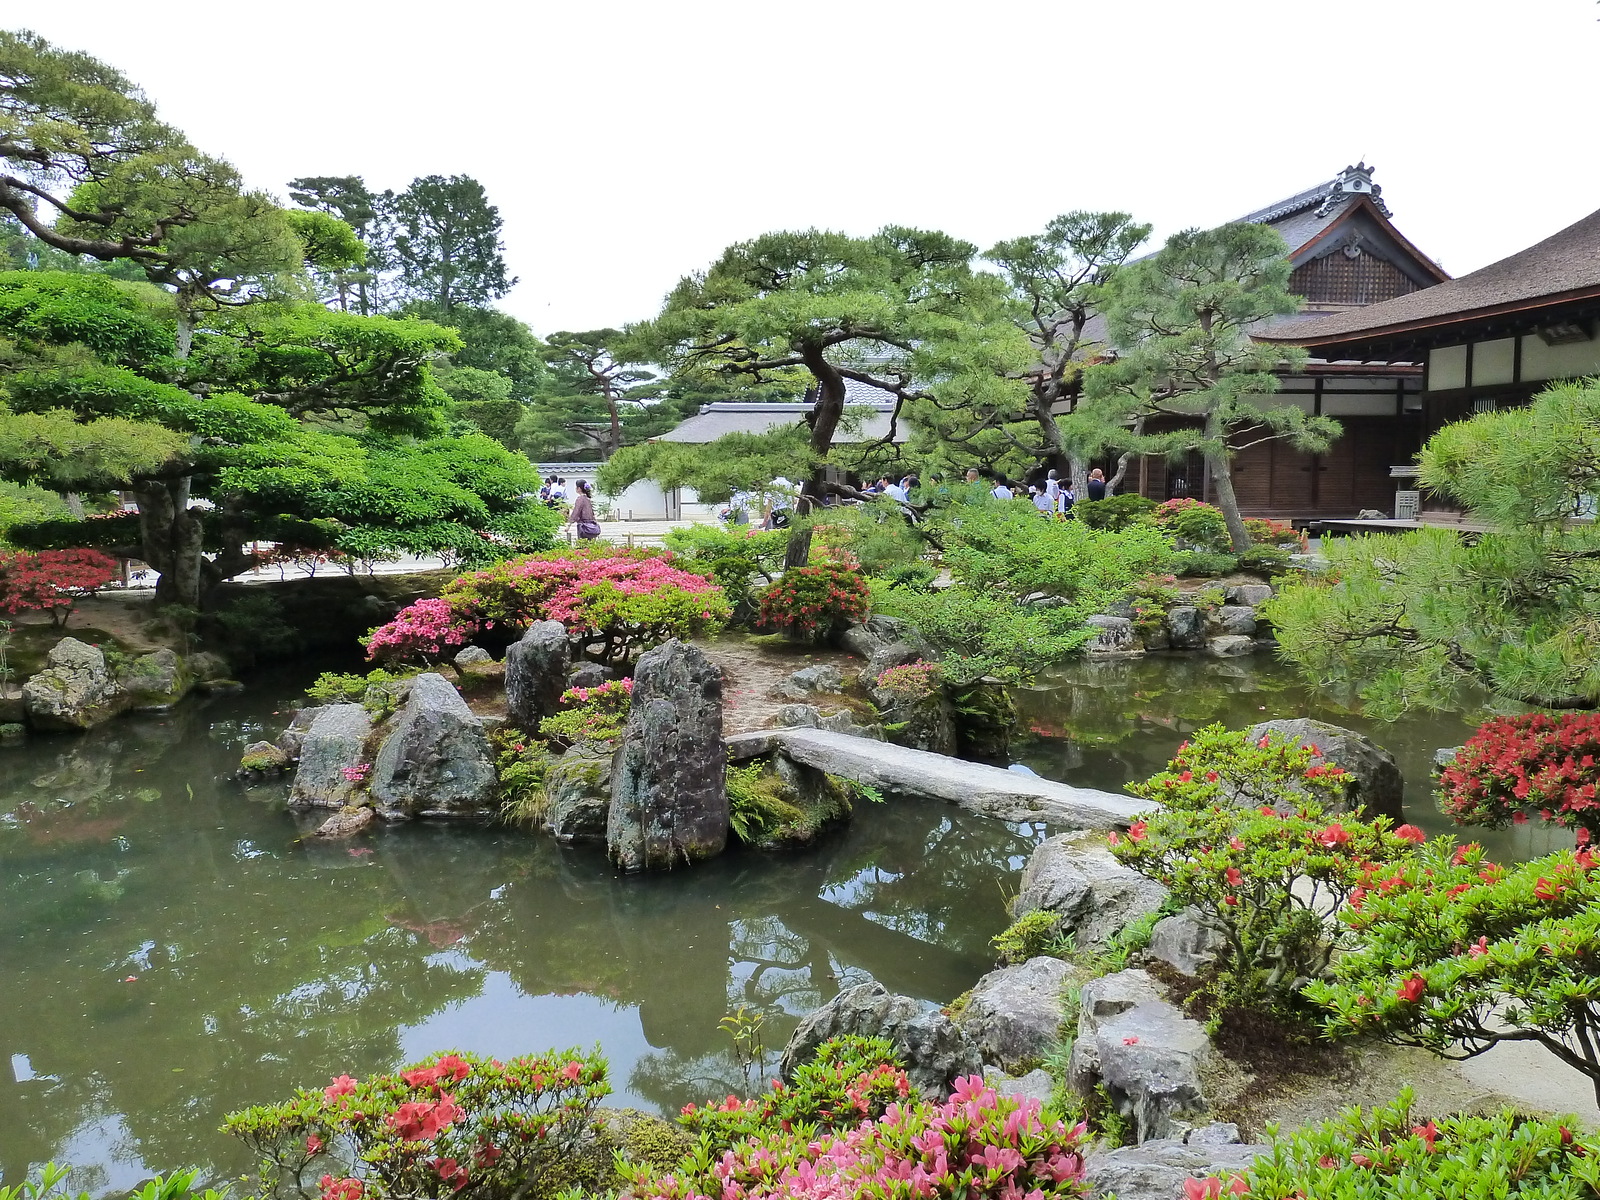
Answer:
[
  {"xmin": 1257, "ymin": 202, "xmax": 1600, "ymax": 521},
  {"xmin": 1123, "ymin": 164, "xmax": 1451, "ymax": 519}
]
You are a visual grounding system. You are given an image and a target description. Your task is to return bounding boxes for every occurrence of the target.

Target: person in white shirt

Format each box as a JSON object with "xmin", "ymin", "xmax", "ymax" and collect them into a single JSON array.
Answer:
[
  {"xmin": 1030, "ymin": 485, "xmax": 1053, "ymax": 515},
  {"xmin": 883, "ymin": 479, "xmax": 908, "ymax": 503},
  {"xmin": 990, "ymin": 481, "xmax": 1014, "ymax": 501},
  {"xmin": 1044, "ymin": 470, "xmax": 1062, "ymax": 506}
]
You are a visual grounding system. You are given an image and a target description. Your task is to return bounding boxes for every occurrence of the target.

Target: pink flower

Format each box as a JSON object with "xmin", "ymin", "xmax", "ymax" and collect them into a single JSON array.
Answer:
[
  {"xmin": 324, "ymin": 1075, "xmax": 358, "ymax": 1102},
  {"xmin": 1395, "ymin": 824, "xmax": 1426, "ymax": 844}
]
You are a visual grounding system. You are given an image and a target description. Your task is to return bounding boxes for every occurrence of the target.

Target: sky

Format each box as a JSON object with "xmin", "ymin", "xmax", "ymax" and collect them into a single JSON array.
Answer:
[{"xmin": 17, "ymin": 0, "xmax": 1600, "ymax": 335}]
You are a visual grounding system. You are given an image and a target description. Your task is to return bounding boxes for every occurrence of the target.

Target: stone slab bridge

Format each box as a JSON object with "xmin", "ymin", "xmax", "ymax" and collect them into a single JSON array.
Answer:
[{"xmin": 725, "ymin": 727, "xmax": 1145, "ymax": 830}]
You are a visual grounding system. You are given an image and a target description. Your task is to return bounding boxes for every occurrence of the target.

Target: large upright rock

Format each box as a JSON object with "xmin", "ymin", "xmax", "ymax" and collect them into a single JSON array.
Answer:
[
  {"xmin": 289, "ymin": 704, "xmax": 373, "ymax": 808},
  {"xmin": 505, "ymin": 620, "xmax": 572, "ymax": 728},
  {"xmin": 956, "ymin": 956, "xmax": 1071, "ymax": 1074},
  {"xmin": 782, "ymin": 980, "xmax": 981, "ymax": 1099},
  {"xmin": 544, "ymin": 744, "xmax": 612, "ymax": 844},
  {"xmin": 1245, "ymin": 717, "xmax": 1404, "ymax": 821},
  {"xmin": 1015, "ymin": 833, "xmax": 1169, "ymax": 948},
  {"xmin": 23, "ymin": 638, "xmax": 124, "ymax": 732},
  {"xmin": 1069, "ymin": 969, "xmax": 1211, "ymax": 1143},
  {"xmin": 370, "ymin": 673, "xmax": 497, "ymax": 819},
  {"xmin": 608, "ymin": 639, "xmax": 726, "ymax": 871}
]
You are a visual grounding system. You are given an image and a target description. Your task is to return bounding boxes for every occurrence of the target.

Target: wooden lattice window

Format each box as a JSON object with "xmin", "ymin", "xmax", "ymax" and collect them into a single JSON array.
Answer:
[{"xmin": 1290, "ymin": 252, "xmax": 1420, "ymax": 306}]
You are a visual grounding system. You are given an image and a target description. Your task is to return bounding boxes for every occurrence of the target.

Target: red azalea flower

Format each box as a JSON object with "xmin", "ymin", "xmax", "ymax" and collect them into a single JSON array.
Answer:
[
  {"xmin": 1396, "ymin": 975, "xmax": 1427, "ymax": 1003},
  {"xmin": 1128, "ymin": 820, "xmax": 1148, "ymax": 842},
  {"xmin": 1315, "ymin": 824, "xmax": 1351, "ymax": 848},
  {"xmin": 1395, "ymin": 824, "xmax": 1426, "ymax": 844},
  {"xmin": 324, "ymin": 1075, "xmax": 358, "ymax": 1102}
]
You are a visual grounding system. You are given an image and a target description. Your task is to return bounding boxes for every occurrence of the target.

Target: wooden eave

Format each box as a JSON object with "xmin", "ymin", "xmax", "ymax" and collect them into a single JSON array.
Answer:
[
  {"xmin": 1280, "ymin": 286, "xmax": 1600, "ymax": 359},
  {"xmin": 1288, "ymin": 194, "xmax": 1451, "ymax": 285}
]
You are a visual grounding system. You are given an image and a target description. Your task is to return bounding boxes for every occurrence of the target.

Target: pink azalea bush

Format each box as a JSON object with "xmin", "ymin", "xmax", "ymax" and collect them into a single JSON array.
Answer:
[
  {"xmin": 620, "ymin": 1074, "xmax": 1089, "ymax": 1200},
  {"xmin": 874, "ymin": 660, "xmax": 942, "ymax": 702},
  {"xmin": 365, "ymin": 548, "xmax": 730, "ymax": 665},
  {"xmin": 224, "ymin": 1049, "xmax": 610, "ymax": 1200},
  {"xmin": 539, "ymin": 678, "xmax": 634, "ymax": 745},
  {"xmin": 361, "ymin": 598, "xmax": 474, "ymax": 664}
]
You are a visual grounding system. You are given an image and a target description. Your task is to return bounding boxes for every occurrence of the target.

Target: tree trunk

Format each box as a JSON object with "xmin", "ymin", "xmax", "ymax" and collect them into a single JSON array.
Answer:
[
  {"xmin": 133, "ymin": 476, "xmax": 207, "ymax": 610},
  {"xmin": 1105, "ymin": 451, "xmax": 1135, "ymax": 496},
  {"xmin": 1202, "ymin": 405, "xmax": 1251, "ymax": 552},
  {"xmin": 174, "ymin": 310, "xmax": 195, "ymax": 359},
  {"xmin": 1026, "ymin": 388, "xmax": 1072, "ymax": 478},
  {"xmin": 784, "ymin": 346, "xmax": 848, "ymax": 569}
]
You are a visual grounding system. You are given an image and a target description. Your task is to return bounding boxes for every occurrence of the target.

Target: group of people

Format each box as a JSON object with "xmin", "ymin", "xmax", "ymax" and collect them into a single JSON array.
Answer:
[
  {"xmin": 965, "ymin": 467, "xmax": 1108, "ymax": 517},
  {"xmin": 539, "ymin": 474, "xmax": 601, "ymax": 541}
]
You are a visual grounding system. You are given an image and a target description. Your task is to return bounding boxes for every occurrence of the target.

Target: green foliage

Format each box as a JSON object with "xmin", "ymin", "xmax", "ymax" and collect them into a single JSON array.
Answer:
[
  {"xmin": 678, "ymin": 1036, "xmax": 909, "ymax": 1146},
  {"xmin": 539, "ymin": 679, "xmax": 632, "ymax": 746},
  {"xmin": 726, "ymin": 761, "xmax": 849, "ymax": 846},
  {"xmin": 205, "ymin": 593, "xmax": 300, "ymax": 658},
  {"xmin": 1233, "ymin": 1089, "xmax": 1600, "ymax": 1199},
  {"xmin": 516, "ymin": 328, "xmax": 669, "ymax": 458},
  {"xmin": 381, "ymin": 175, "xmax": 515, "ymax": 313},
  {"xmin": 1071, "ymin": 493, "xmax": 1157, "ymax": 530},
  {"xmin": 806, "ymin": 499, "xmax": 931, "ymax": 575},
  {"xmin": 992, "ymin": 909, "xmax": 1070, "ymax": 965},
  {"xmin": 224, "ymin": 1048, "xmax": 611, "ymax": 1200},
  {"xmin": 491, "ymin": 728, "xmax": 552, "ymax": 825},
  {"xmin": 1268, "ymin": 378, "xmax": 1600, "ymax": 717},
  {"xmin": 1235, "ymin": 544, "xmax": 1292, "ymax": 575},
  {"xmin": 0, "ymin": 480, "xmax": 72, "ymax": 542},
  {"xmin": 1113, "ymin": 726, "xmax": 1423, "ymax": 1019},
  {"xmin": 1086, "ymin": 223, "xmax": 1324, "ymax": 552},
  {"xmin": 878, "ymin": 561, "xmax": 938, "ymax": 592},
  {"xmin": 1165, "ymin": 549, "xmax": 1239, "ymax": 578},
  {"xmin": 662, "ymin": 522, "xmax": 788, "ymax": 613},
  {"xmin": 937, "ymin": 501, "xmax": 1171, "ymax": 601},
  {"xmin": 305, "ymin": 666, "xmax": 420, "ymax": 715},
  {"xmin": 871, "ymin": 585, "xmax": 1090, "ymax": 686},
  {"xmin": 1307, "ymin": 839, "xmax": 1600, "ymax": 1098},
  {"xmin": 1157, "ymin": 499, "xmax": 1231, "ymax": 550},
  {"xmin": 0, "ymin": 1164, "xmax": 227, "ymax": 1200}
]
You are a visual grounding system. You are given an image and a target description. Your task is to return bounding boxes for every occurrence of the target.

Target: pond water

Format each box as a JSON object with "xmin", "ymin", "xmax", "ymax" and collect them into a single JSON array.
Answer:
[
  {"xmin": 0, "ymin": 664, "xmax": 1037, "ymax": 1191},
  {"xmin": 0, "ymin": 651, "xmax": 1562, "ymax": 1188}
]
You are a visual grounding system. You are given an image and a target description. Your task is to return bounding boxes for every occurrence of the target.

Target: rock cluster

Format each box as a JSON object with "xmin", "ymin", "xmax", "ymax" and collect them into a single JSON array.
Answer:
[
  {"xmin": 22, "ymin": 639, "xmax": 212, "ymax": 732},
  {"xmin": 1087, "ymin": 584, "xmax": 1278, "ymax": 659},
  {"xmin": 370, "ymin": 673, "xmax": 498, "ymax": 819},
  {"xmin": 1085, "ymin": 1125, "xmax": 1269, "ymax": 1200},
  {"xmin": 505, "ymin": 620, "xmax": 572, "ymax": 726}
]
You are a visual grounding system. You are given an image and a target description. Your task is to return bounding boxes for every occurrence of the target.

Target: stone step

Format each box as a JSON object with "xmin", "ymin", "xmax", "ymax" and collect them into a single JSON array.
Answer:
[{"xmin": 725, "ymin": 726, "xmax": 1144, "ymax": 829}]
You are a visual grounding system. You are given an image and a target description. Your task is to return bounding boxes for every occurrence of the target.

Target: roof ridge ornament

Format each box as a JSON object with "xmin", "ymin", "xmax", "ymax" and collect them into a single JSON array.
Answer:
[{"xmin": 1317, "ymin": 162, "xmax": 1391, "ymax": 217}]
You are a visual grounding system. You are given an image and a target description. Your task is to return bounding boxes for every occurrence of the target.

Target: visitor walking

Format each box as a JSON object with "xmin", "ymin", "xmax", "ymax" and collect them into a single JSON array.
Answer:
[
  {"xmin": 568, "ymin": 480, "xmax": 601, "ymax": 541},
  {"xmin": 990, "ymin": 479, "xmax": 1014, "ymax": 501},
  {"xmin": 1086, "ymin": 469, "xmax": 1107, "ymax": 502},
  {"xmin": 1030, "ymin": 484, "xmax": 1053, "ymax": 515},
  {"xmin": 1044, "ymin": 469, "xmax": 1061, "ymax": 509}
]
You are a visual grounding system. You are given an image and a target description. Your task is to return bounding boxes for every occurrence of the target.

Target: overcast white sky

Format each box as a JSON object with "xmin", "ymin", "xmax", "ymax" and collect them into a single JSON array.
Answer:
[{"xmin": 18, "ymin": 0, "xmax": 1600, "ymax": 334}]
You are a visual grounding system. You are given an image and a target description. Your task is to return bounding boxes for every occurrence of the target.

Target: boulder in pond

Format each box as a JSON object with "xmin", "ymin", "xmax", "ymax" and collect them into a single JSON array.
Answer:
[
  {"xmin": 544, "ymin": 744, "xmax": 613, "ymax": 844},
  {"xmin": 238, "ymin": 740, "xmax": 290, "ymax": 778},
  {"xmin": 505, "ymin": 620, "xmax": 571, "ymax": 728},
  {"xmin": 23, "ymin": 638, "xmax": 125, "ymax": 732},
  {"xmin": 781, "ymin": 980, "xmax": 982, "ymax": 1099},
  {"xmin": 956, "ymin": 956, "xmax": 1071, "ymax": 1074},
  {"xmin": 370, "ymin": 673, "xmax": 497, "ymax": 820},
  {"xmin": 311, "ymin": 806, "xmax": 376, "ymax": 839},
  {"xmin": 1206, "ymin": 634, "xmax": 1254, "ymax": 658},
  {"xmin": 1069, "ymin": 969, "xmax": 1211, "ymax": 1143},
  {"xmin": 289, "ymin": 704, "xmax": 373, "ymax": 808},
  {"xmin": 186, "ymin": 651, "xmax": 231, "ymax": 682},
  {"xmin": 1245, "ymin": 717, "xmax": 1404, "ymax": 821},
  {"xmin": 1086, "ymin": 615, "xmax": 1139, "ymax": 656},
  {"xmin": 119, "ymin": 648, "xmax": 190, "ymax": 711},
  {"xmin": 1164, "ymin": 606, "xmax": 1207, "ymax": 651},
  {"xmin": 278, "ymin": 706, "xmax": 325, "ymax": 759},
  {"xmin": 1216, "ymin": 606, "xmax": 1257, "ymax": 637},
  {"xmin": 1015, "ymin": 833, "xmax": 1169, "ymax": 949},
  {"xmin": 608, "ymin": 639, "xmax": 726, "ymax": 871}
]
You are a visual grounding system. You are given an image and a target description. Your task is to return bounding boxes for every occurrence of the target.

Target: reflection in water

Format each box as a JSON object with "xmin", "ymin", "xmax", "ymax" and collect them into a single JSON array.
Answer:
[
  {"xmin": 0, "ymin": 667, "xmax": 1033, "ymax": 1189},
  {"xmin": 3, "ymin": 651, "xmax": 1552, "ymax": 1189}
]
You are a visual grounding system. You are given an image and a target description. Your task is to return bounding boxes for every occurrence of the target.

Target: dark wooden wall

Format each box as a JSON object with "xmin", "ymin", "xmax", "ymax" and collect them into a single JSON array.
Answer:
[{"xmin": 1289, "ymin": 253, "xmax": 1422, "ymax": 306}]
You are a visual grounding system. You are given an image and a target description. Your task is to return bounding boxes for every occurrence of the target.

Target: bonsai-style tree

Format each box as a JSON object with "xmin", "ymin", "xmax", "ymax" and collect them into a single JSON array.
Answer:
[
  {"xmin": 516, "ymin": 329, "xmax": 662, "ymax": 458},
  {"xmin": 1085, "ymin": 223, "xmax": 1334, "ymax": 552},
  {"xmin": 1266, "ymin": 377, "xmax": 1600, "ymax": 717},
  {"xmin": 624, "ymin": 226, "xmax": 1033, "ymax": 565},
  {"xmin": 1308, "ymin": 839, "xmax": 1600, "ymax": 1105},
  {"xmin": 928, "ymin": 210, "xmax": 1150, "ymax": 494}
]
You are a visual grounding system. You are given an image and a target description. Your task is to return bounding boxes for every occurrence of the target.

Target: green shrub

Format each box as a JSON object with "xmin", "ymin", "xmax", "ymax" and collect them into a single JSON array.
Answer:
[
  {"xmin": 870, "ymin": 584, "xmax": 1092, "ymax": 684},
  {"xmin": 1164, "ymin": 549, "xmax": 1239, "ymax": 578},
  {"xmin": 993, "ymin": 909, "xmax": 1069, "ymax": 965},
  {"xmin": 492, "ymin": 728, "xmax": 552, "ymax": 824},
  {"xmin": 725, "ymin": 761, "xmax": 848, "ymax": 846},
  {"xmin": 224, "ymin": 1048, "xmax": 611, "ymax": 1200},
  {"xmin": 937, "ymin": 502, "xmax": 1171, "ymax": 601},
  {"xmin": 1155, "ymin": 498, "xmax": 1230, "ymax": 551},
  {"xmin": 873, "ymin": 659, "xmax": 941, "ymax": 702},
  {"xmin": 1307, "ymin": 839, "xmax": 1600, "ymax": 1098},
  {"xmin": 662, "ymin": 523, "xmax": 788, "ymax": 612},
  {"xmin": 1224, "ymin": 1089, "xmax": 1600, "ymax": 1199},
  {"xmin": 808, "ymin": 500, "xmax": 930, "ymax": 575},
  {"xmin": 0, "ymin": 1165, "xmax": 226, "ymax": 1200},
  {"xmin": 209, "ymin": 592, "xmax": 301, "ymax": 657},
  {"xmin": 677, "ymin": 1036, "xmax": 909, "ymax": 1146},
  {"xmin": 1236, "ymin": 544, "xmax": 1292, "ymax": 575},
  {"xmin": 1072, "ymin": 493, "xmax": 1157, "ymax": 530},
  {"xmin": 306, "ymin": 666, "xmax": 420, "ymax": 715},
  {"xmin": 755, "ymin": 563, "xmax": 871, "ymax": 641},
  {"xmin": 878, "ymin": 560, "xmax": 938, "ymax": 591},
  {"xmin": 1111, "ymin": 725, "xmax": 1424, "ymax": 1020},
  {"xmin": 538, "ymin": 678, "xmax": 632, "ymax": 746}
]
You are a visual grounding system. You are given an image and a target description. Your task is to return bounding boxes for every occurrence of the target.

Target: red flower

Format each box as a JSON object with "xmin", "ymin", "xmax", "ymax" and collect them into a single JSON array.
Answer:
[
  {"xmin": 1315, "ymin": 824, "xmax": 1351, "ymax": 848},
  {"xmin": 324, "ymin": 1075, "xmax": 358, "ymax": 1102},
  {"xmin": 1106, "ymin": 831, "xmax": 1121, "ymax": 847},
  {"xmin": 561, "ymin": 1060, "xmax": 584, "ymax": 1082},
  {"xmin": 1178, "ymin": 771, "xmax": 1193, "ymax": 784},
  {"xmin": 1225, "ymin": 867, "xmax": 1242, "ymax": 887},
  {"xmin": 1127, "ymin": 820, "xmax": 1148, "ymax": 843},
  {"xmin": 1468, "ymin": 935, "xmax": 1489, "ymax": 958},
  {"xmin": 1450, "ymin": 843, "xmax": 1475, "ymax": 865},
  {"xmin": 1412, "ymin": 1120, "xmax": 1439, "ymax": 1150},
  {"xmin": 1395, "ymin": 824, "xmax": 1426, "ymax": 844},
  {"xmin": 1205, "ymin": 771, "xmax": 1219, "ymax": 783},
  {"xmin": 306, "ymin": 1134, "xmax": 324, "ymax": 1155},
  {"xmin": 1396, "ymin": 975, "xmax": 1427, "ymax": 1003},
  {"xmin": 319, "ymin": 1178, "xmax": 363, "ymax": 1200},
  {"xmin": 1535, "ymin": 876, "xmax": 1563, "ymax": 900}
]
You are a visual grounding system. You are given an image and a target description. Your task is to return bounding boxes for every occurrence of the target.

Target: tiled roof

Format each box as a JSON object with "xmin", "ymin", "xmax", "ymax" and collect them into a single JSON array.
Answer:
[
  {"xmin": 656, "ymin": 390, "xmax": 907, "ymax": 444},
  {"xmin": 1258, "ymin": 205, "xmax": 1600, "ymax": 346}
]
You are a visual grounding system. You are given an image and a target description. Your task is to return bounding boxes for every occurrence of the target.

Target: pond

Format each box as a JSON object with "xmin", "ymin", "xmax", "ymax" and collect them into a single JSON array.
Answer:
[
  {"xmin": 0, "ymin": 664, "xmax": 1037, "ymax": 1191},
  {"xmin": 0, "ymin": 650, "xmax": 1556, "ymax": 1189}
]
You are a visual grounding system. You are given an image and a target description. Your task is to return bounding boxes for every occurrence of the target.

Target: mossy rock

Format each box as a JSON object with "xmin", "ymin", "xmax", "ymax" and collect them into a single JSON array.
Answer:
[
  {"xmin": 525, "ymin": 1108, "xmax": 691, "ymax": 1198},
  {"xmin": 728, "ymin": 755, "xmax": 852, "ymax": 849}
]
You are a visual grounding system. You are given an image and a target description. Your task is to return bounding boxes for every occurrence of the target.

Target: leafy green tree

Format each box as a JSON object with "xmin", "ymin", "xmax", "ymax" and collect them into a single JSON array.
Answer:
[
  {"xmin": 1086, "ymin": 223, "xmax": 1330, "ymax": 551},
  {"xmin": 381, "ymin": 175, "xmax": 515, "ymax": 314},
  {"xmin": 516, "ymin": 329, "xmax": 662, "ymax": 458},
  {"xmin": 928, "ymin": 211, "xmax": 1150, "ymax": 493},
  {"xmin": 401, "ymin": 301, "xmax": 552, "ymax": 450},
  {"xmin": 1266, "ymin": 378, "xmax": 1600, "ymax": 717},
  {"xmin": 628, "ymin": 227, "xmax": 1032, "ymax": 564},
  {"xmin": 285, "ymin": 177, "xmax": 377, "ymax": 311}
]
